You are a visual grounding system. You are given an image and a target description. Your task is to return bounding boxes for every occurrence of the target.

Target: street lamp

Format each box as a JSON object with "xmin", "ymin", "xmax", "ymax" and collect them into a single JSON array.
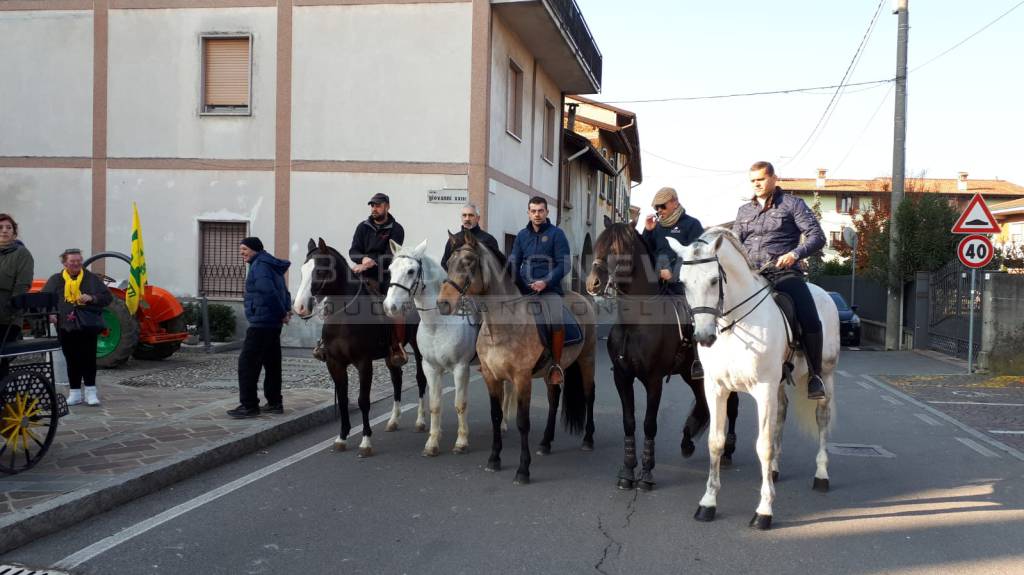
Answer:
[{"xmin": 843, "ymin": 226, "xmax": 858, "ymax": 307}]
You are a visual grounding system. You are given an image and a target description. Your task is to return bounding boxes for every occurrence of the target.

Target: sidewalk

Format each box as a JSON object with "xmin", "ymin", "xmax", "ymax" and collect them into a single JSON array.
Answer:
[{"xmin": 0, "ymin": 350, "xmax": 418, "ymax": 553}]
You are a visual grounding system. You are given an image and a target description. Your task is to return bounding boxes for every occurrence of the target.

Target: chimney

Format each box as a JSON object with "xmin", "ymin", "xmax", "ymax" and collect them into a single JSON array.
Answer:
[
  {"xmin": 816, "ymin": 168, "xmax": 828, "ymax": 189},
  {"xmin": 957, "ymin": 171, "xmax": 968, "ymax": 192}
]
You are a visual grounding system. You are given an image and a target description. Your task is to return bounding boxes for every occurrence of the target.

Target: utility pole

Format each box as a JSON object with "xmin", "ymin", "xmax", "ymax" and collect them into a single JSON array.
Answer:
[{"xmin": 885, "ymin": 0, "xmax": 909, "ymax": 350}]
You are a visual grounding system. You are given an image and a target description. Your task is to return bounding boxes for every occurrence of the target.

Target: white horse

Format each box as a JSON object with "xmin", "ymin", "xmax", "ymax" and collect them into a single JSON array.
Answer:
[
  {"xmin": 383, "ymin": 239, "xmax": 481, "ymax": 456},
  {"xmin": 668, "ymin": 229, "xmax": 839, "ymax": 530}
]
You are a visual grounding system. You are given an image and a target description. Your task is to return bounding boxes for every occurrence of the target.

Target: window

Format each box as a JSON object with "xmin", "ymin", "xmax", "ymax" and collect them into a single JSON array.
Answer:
[
  {"xmin": 1011, "ymin": 222, "xmax": 1024, "ymax": 246},
  {"xmin": 198, "ymin": 221, "xmax": 248, "ymax": 298},
  {"xmin": 504, "ymin": 233, "xmax": 517, "ymax": 258},
  {"xmin": 830, "ymin": 231, "xmax": 845, "ymax": 249},
  {"xmin": 506, "ymin": 59, "xmax": 523, "ymax": 139},
  {"xmin": 838, "ymin": 194, "xmax": 854, "ymax": 214},
  {"xmin": 202, "ymin": 35, "xmax": 251, "ymax": 115},
  {"xmin": 542, "ymin": 99, "xmax": 556, "ymax": 162}
]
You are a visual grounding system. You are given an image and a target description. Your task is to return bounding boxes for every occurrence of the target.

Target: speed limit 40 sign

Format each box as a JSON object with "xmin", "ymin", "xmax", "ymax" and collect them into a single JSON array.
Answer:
[{"xmin": 957, "ymin": 234, "xmax": 994, "ymax": 269}]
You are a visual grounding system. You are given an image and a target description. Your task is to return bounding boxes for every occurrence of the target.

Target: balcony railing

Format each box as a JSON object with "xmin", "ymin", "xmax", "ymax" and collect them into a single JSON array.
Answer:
[{"xmin": 546, "ymin": 0, "xmax": 603, "ymax": 88}]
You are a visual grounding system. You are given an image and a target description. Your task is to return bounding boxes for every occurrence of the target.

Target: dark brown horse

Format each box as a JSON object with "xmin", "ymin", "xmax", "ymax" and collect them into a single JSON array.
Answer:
[
  {"xmin": 436, "ymin": 231, "xmax": 597, "ymax": 484},
  {"xmin": 293, "ymin": 238, "xmax": 427, "ymax": 456},
  {"xmin": 586, "ymin": 221, "xmax": 737, "ymax": 490}
]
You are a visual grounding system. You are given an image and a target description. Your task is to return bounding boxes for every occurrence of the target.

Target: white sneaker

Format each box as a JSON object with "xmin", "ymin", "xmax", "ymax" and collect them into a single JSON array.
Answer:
[
  {"xmin": 84, "ymin": 386, "xmax": 100, "ymax": 406},
  {"xmin": 67, "ymin": 389, "xmax": 83, "ymax": 405}
]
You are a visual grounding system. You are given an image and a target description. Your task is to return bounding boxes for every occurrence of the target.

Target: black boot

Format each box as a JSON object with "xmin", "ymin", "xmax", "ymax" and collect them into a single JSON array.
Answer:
[
  {"xmin": 690, "ymin": 359, "xmax": 704, "ymax": 380},
  {"xmin": 803, "ymin": 331, "xmax": 826, "ymax": 400}
]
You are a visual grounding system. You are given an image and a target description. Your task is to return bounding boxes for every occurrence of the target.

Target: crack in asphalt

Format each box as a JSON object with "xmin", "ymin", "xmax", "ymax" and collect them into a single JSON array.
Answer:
[{"xmin": 594, "ymin": 489, "xmax": 640, "ymax": 574}]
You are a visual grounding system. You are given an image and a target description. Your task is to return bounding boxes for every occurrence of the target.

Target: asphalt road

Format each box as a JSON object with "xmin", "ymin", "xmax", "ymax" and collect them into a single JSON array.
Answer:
[{"xmin": 4, "ymin": 350, "xmax": 1023, "ymax": 575}]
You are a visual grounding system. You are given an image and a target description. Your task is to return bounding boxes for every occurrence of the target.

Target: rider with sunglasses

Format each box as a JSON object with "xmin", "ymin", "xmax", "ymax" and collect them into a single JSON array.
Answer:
[{"xmin": 641, "ymin": 187, "xmax": 704, "ymax": 378}]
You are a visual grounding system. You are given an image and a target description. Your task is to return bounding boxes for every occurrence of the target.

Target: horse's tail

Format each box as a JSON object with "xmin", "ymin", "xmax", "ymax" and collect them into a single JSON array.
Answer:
[
  {"xmin": 791, "ymin": 369, "xmax": 837, "ymax": 437},
  {"xmin": 561, "ymin": 361, "xmax": 586, "ymax": 435}
]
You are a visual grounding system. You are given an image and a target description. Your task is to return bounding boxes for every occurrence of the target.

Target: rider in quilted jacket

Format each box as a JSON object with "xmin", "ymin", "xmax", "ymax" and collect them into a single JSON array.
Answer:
[{"xmin": 733, "ymin": 161, "xmax": 828, "ymax": 400}]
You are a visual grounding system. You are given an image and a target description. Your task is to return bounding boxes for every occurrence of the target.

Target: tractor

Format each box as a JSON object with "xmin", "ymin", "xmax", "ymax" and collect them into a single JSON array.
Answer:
[{"xmin": 31, "ymin": 251, "xmax": 189, "ymax": 368}]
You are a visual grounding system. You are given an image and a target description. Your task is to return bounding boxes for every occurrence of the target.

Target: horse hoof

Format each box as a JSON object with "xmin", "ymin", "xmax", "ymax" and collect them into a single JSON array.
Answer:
[
  {"xmin": 748, "ymin": 513, "xmax": 772, "ymax": 530},
  {"xmin": 357, "ymin": 447, "xmax": 373, "ymax": 458},
  {"xmin": 681, "ymin": 439, "xmax": 695, "ymax": 458},
  {"xmin": 333, "ymin": 440, "xmax": 347, "ymax": 452},
  {"xmin": 637, "ymin": 480, "xmax": 655, "ymax": 492},
  {"xmin": 452, "ymin": 444, "xmax": 468, "ymax": 455},
  {"xmin": 771, "ymin": 470, "xmax": 779, "ymax": 482},
  {"xmin": 422, "ymin": 446, "xmax": 440, "ymax": 457},
  {"xmin": 694, "ymin": 506, "xmax": 716, "ymax": 522},
  {"xmin": 536, "ymin": 444, "xmax": 552, "ymax": 456},
  {"xmin": 813, "ymin": 478, "xmax": 830, "ymax": 493},
  {"xmin": 513, "ymin": 472, "xmax": 530, "ymax": 485},
  {"xmin": 720, "ymin": 454, "xmax": 733, "ymax": 467},
  {"xmin": 385, "ymin": 421, "xmax": 398, "ymax": 432},
  {"xmin": 617, "ymin": 478, "xmax": 636, "ymax": 490},
  {"xmin": 581, "ymin": 440, "xmax": 594, "ymax": 452},
  {"xmin": 486, "ymin": 459, "xmax": 501, "ymax": 472},
  {"xmin": 415, "ymin": 422, "xmax": 427, "ymax": 433}
]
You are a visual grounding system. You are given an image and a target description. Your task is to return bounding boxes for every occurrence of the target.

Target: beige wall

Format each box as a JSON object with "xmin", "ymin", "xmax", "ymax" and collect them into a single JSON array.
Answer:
[
  {"xmin": 0, "ymin": 11, "xmax": 93, "ymax": 157},
  {"xmin": 529, "ymin": 66, "xmax": 560, "ymax": 198},
  {"xmin": 105, "ymin": 169, "xmax": 275, "ymax": 296},
  {"xmin": 107, "ymin": 8, "xmax": 278, "ymax": 160},
  {"xmin": 291, "ymin": 3, "xmax": 472, "ymax": 163},
  {"xmin": 488, "ymin": 15, "xmax": 535, "ymax": 186},
  {"xmin": 0, "ymin": 168, "xmax": 92, "ymax": 275}
]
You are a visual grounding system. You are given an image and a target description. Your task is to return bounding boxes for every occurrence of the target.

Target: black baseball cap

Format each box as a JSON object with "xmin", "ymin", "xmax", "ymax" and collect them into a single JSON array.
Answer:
[{"xmin": 368, "ymin": 193, "xmax": 390, "ymax": 205}]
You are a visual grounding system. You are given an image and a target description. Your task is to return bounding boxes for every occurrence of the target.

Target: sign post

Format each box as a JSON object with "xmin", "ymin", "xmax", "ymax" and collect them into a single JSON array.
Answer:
[
  {"xmin": 953, "ymin": 189, "xmax": 1000, "ymax": 374},
  {"xmin": 843, "ymin": 227, "xmax": 858, "ymax": 307}
]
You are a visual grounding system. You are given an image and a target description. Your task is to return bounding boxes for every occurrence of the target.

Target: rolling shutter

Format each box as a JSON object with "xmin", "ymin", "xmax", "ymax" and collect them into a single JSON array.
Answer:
[{"xmin": 204, "ymin": 37, "xmax": 250, "ymax": 108}]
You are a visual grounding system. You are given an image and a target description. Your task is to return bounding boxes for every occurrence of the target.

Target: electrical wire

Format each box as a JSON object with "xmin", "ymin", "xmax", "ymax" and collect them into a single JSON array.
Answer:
[
  {"xmin": 599, "ymin": 78, "xmax": 893, "ymax": 104},
  {"xmin": 911, "ymin": 0, "xmax": 1024, "ymax": 73}
]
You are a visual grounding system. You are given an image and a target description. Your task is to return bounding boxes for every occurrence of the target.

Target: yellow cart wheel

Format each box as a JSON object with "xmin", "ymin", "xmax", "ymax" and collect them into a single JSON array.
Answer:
[{"xmin": 0, "ymin": 371, "xmax": 59, "ymax": 474}]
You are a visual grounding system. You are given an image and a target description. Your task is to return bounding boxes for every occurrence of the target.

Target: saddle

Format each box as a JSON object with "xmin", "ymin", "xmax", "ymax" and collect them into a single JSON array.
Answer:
[{"xmin": 530, "ymin": 302, "xmax": 584, "ymax": 348}]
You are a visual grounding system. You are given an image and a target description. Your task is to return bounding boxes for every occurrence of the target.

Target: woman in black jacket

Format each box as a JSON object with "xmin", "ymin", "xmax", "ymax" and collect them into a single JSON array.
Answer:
[{"xmin": 42, "ymin": 249, "xmax": 113, "ymax": 406}]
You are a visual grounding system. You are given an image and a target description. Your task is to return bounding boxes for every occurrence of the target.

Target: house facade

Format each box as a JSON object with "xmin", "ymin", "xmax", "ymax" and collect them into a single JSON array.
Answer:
[
  {"xmin": 0, "ymin": 0, "xmax": 602, "ymax": 307},
  {"xmin": 558, "ymin": 95, "xmax": 640, "ymax": 291},
  {"xmin": 991, "ymin": 197, "xmax": 1024, "ymax": 250},
  {"xmin": 781, "ymin": 170, "xmax": 1024, "ymax": 260}
]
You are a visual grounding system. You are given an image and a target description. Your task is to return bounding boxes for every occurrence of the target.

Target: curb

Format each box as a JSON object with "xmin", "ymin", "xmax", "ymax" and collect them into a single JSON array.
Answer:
[{"xmin": 0, "ymin": 399, "xmax": 342, "ymax": 554}]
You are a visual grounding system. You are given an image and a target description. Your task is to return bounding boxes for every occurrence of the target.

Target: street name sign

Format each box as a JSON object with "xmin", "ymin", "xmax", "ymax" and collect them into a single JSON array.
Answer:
[
  {"xmin": 957, "ymin": 234, "xmax": 994, "ymax": 269},
  {"xmin": 951, "ymin": 193, "xmax": 1001, "ymax": 234}
]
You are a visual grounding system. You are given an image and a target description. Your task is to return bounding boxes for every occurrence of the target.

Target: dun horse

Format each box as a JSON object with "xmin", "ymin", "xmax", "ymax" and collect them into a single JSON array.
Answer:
[
  {"xmin": 293, "ymin": 238, "xmax": 427, "ymax": 457},
  {"xmin": 586, "ymin": 220, "xmax": 738, "ymax": 491},
  {"xmin": 670, "ymin": 229, "xmax": 839, "ymax": 529},
  {"xmin": 436, "ymin": 231, "xmax": 597, "ymax": 484}
]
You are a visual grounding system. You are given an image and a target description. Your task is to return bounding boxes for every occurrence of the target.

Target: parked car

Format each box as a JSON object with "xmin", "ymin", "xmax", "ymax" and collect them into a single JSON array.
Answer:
[{"xmin": 828, "ymin": 291, "xmax": 861, "ymax": 346}]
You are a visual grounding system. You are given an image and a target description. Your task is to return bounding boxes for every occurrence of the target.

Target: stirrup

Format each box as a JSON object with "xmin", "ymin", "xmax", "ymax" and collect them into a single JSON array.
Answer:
[
  {"xmin": 690, "ymin": 359, "xmax": 704, "ymax": 380},
  {"xmin": 389, "ymin": 344, "xmax": 409, "ymax": 367},
  {"xmin": 807, "ymin": 374, "xmax": 826, "ymax": 400},
  {"xmin": 547, "ymin": 364, "xmax": 565, "ymax": 386},
  {"xmin": 312, "ymin": 341, "xmax": 328, "ymax": 362}
]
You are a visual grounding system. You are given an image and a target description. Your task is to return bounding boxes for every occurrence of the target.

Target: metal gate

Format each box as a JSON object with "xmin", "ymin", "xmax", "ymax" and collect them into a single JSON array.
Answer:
[{"xmin": 928, "ymin": 260, "xmax": 984, "ymax": 359}]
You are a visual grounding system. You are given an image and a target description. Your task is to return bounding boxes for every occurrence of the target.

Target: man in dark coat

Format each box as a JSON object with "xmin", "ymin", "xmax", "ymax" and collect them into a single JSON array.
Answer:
[
  {"xmin": 734, "ymin": 161, "xmax": 828, "ymax": 400},
  {"xmin": 228, "ymin": 237, "xmax": 291, "ymax": 418},
  {"xmin": 641, "ymin": 187, "xmax": 704, "ymax": 377},
  {"xmin": 441, "ymin": 203, "xmax": 503, "ymax": 271},
  {"xmin": 348, "ymin": 192, "xmax": 408, "ymax": 366},
  {"xmin": 508, "ymin": 196, "xmax": 570, "ymax": 385}
]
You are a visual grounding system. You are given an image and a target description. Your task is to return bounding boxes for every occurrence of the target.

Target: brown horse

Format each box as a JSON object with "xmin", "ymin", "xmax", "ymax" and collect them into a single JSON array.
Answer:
[
  {"xmin": 586, "ymin": 220, "xmax": 738, "ymax": 490},
  {"xmin": 436, "ymin": 231, "xmax": 597, "ymax": 484}
]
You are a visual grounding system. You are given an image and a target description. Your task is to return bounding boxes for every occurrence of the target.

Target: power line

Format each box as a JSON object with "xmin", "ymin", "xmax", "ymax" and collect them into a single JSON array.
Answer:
[
  {"xmin": 832, "ymin": 84, "xmax": 895, "ymax": 174},
  {"xmin": 782, "ymin": 0, "xmax": 886, "ymax": 168},
  {"xmin": 598, "ymin": 78, "xmax": 893, "ymax": 104},
  {"xmin": 642, "ymin": 150, "xmax": 746, "ymax": 175},
  {"xmin": 911, "ymin": 0, "xmax": 1024, "ymax": 72}
]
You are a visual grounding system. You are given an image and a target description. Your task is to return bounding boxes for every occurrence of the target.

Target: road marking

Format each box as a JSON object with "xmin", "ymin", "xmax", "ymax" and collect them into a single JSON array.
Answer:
[
  {"xmin": 928, "ymin": 401, "xmax": 1024, "ymax": 407},
  {"xmin": 955, "ymin": 437, "xmax": 999, "ymax": 458},
  {"xmin": 54, "ymin": 384, "xmax": 466, "ymax": 571},
  {"xmin": 837, "ymin": 369, "xmax": 852, "ymax": 378},
  {"xmin": 914, "ymin": 413, "xmax": 942, "ymax": 427},
  {"xmin": 855, "ymin": 380, "xmax": 873, "ymax": 390},
  {"xmin": 861, "ymin": 374, "xmax": 1024, "ymax": 462},
  {"xmin": 990, "ymin": 430, "xmax": 1024, "ymax": 435},
  {"xmin": 880, "ymin": 395, "xmax": 903, "ymax": 406}
]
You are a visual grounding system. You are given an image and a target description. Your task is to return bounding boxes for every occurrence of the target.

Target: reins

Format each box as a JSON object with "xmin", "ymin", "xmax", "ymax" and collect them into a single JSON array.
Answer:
[{"xmin": 679, "ymin": 243, "xmax": 777, "ymax": 334}]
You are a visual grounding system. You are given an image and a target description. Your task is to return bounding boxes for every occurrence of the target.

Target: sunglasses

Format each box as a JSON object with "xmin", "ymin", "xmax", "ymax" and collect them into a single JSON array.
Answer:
[{"xmin": 654, "ymin": 203, "xmax": 668, "ymax": 210}]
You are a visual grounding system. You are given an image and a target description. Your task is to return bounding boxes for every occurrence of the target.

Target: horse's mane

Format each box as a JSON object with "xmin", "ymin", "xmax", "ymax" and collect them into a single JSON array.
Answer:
[
  {"xmin": 594, "ymin": 222, "xmax": 646, "ymax": 259},
  {"xmin": 699, "ymin": 227, "xmax": 757, "ymax": 271}
]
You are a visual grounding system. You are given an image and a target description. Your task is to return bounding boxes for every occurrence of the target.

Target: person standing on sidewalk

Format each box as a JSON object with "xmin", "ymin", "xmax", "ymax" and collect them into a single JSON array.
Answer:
[
  {"xmin": 228, "ymin": 237, "xmax": 291, "ymax": 419},
  {"xmin": 0, "ymin": 214, "xmax": 34, "ymax": 381},
  {"xmin": 42, "ymin": 248, "xmax": 112, "ymax": 406}
]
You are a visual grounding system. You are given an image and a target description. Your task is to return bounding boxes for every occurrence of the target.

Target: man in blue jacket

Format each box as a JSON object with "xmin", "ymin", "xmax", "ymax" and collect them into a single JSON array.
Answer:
[
  {"xmin": 508, "ymin": 196, "xmax": 570, "ymax": 385},
  {"xmin": 228, "ymin": 237, "xmax": 292, "ymax": 418}
]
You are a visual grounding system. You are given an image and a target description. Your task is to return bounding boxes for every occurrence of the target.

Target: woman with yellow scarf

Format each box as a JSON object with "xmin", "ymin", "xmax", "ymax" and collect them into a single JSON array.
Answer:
[{"xmin": 42, "ymin": 249, "xmax": 113, "ymax": 406}]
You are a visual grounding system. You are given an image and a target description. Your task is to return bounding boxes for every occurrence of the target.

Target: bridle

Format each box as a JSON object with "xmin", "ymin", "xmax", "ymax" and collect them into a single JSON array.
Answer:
[
  {"xmin": 679, "ymin": 240, "xmax": 774, "ymax": 334},
  {"xmin": 441, "ymin": 246, "xmax": 477, "ymax": 300},
  {"xmin": 297, "ymin": 250, "xmax": 365, "ymax": 320},
  {"xmin": 387, "ymin": 254, "xmax": 442, "ymax": 312}
]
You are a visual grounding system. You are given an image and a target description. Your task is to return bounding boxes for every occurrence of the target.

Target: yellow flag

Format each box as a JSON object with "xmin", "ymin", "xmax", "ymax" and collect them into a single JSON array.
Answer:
[{"xmin": 126, "ymin": 202, "xmax": 147, "ymax": 314}]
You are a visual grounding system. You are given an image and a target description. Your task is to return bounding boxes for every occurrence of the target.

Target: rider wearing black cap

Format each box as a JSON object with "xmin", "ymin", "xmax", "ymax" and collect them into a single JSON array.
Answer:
[{"xmin": 734, "ymin": 161, "xmax": 828, "ymax": 400}]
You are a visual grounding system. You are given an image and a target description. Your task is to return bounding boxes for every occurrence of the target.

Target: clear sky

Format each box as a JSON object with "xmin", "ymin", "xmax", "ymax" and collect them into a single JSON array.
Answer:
[{"xmin": 574, "ymin": 0, "xmax": 1024, "ymax": 226}]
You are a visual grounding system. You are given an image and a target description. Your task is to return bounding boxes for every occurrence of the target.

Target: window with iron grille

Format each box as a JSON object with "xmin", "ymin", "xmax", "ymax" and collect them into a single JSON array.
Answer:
[{"xmin": 198, "ymin": 221, "xmax": 248, "ymax": 298}]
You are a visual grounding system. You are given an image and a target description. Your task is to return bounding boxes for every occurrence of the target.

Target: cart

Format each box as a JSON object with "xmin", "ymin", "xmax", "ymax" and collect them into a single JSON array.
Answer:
[{"xmin": 0, "ymin": 291, "xmax": 70, "ymax": 474}]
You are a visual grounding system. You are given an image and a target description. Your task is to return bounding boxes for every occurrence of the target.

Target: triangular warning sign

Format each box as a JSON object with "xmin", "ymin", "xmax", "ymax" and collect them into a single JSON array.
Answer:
[{"xmin": 952, "ymin": 193, "xmax": 1001, "ymax": 234}]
